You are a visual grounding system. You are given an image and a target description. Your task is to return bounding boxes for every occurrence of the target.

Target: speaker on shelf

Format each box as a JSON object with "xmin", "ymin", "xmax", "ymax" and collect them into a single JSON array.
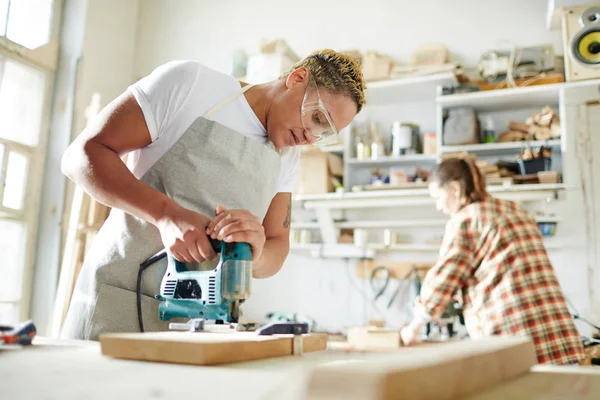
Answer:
[{"xmin": 562, "ymin": 2, "xmax": 600, "ymax": 81}]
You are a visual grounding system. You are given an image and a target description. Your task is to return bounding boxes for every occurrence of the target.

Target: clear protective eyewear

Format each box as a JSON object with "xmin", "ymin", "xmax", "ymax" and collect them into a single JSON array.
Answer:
[{"xmin": 301, "ymin": 75, "xmax": 339, "ymax": 146}]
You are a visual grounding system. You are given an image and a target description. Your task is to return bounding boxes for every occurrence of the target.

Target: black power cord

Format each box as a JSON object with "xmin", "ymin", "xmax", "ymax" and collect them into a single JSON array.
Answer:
[
  {"xmin": 137, "ymin": 249, "xmax": 167, "ymax": 333},
  {"xmin": 565, "ymin": 296, "xmax": 600, "ymax": 333}
]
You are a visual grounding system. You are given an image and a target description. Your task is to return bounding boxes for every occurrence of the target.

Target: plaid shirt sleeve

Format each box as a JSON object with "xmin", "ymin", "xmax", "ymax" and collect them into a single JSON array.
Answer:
[{"xmin": 415, "ymin": 218, "xmax": 473, "ymax": 322}]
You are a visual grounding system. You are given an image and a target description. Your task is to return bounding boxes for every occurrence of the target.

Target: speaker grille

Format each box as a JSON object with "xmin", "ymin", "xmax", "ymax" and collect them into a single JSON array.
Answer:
[{"xmin": 572, "ymin": 27, "xmax": 600, "ymax": 66}]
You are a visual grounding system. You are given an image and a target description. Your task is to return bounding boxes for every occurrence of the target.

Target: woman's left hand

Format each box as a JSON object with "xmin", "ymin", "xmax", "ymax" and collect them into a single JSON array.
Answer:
[
  {"xmin": 206, "ymin": 205, "xmax": 265, "ymax": 261},
  {"xmin": 400, "ymin": 319, "xmax": 424, "ymax": 346}
]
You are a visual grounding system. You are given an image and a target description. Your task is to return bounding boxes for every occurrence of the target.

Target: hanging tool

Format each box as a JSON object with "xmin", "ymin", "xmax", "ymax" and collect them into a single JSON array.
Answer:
[
  {"xmin": 370, "ymin": 266, "xmax": 413, "ymax": 309},
  {"xmin": 0, "ymin": 320, "xmax": 36, "ymax": 346}
]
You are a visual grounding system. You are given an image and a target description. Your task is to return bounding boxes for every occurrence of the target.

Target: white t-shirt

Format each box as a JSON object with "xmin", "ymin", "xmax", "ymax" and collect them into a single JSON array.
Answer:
[{"xmin": 126, "ymin": 60, "xmax": 299, "ymax": 193}]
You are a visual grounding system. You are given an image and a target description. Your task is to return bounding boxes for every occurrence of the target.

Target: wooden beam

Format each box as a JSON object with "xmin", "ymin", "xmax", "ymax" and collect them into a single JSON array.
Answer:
[{"xmin": 305, "ymin": 337, "xmax": 537, "ymax": 400}]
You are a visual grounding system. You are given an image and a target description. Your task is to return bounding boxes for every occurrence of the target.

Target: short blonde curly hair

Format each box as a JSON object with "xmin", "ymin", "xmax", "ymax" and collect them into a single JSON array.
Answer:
[{"xmin": 283, "ymin": 49, "xmax": 367, "ymax": 113}]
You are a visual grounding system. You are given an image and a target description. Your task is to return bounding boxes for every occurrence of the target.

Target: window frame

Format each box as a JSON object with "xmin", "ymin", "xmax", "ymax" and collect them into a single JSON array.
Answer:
[{"xmin": 0, "ymin": 0, "xmax": 61, "ymax": 321}]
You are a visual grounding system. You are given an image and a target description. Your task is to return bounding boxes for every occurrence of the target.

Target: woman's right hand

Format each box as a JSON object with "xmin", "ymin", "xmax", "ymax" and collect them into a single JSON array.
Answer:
[{"xmin": 155, "ymin": 205, "xmax": 217, "ymax": 263}]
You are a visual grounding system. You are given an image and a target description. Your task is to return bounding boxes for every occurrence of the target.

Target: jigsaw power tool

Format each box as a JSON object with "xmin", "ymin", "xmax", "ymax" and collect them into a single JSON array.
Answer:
[
  {"xmin": 156, "ymin": 239, "xmax": 253, "ymax": 323},
  {"xmin": 138, "ymin": 239, "xmax": 253, "ymax": 331}
]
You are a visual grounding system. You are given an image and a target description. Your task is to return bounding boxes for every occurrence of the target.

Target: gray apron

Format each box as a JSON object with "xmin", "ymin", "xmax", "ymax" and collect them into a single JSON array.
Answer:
[{"xmin": 61, "ymin": 85, "xmax": 281, "ymax": 340}]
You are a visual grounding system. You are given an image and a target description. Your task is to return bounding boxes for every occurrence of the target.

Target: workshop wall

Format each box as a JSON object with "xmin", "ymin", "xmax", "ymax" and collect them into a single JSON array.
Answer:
[
  {"xmin": 133, "ymin": 0, "xmax": 563, "ymax": 79},
  {"xmin": 126, "ymin": 0, "xmax": 598, "ymax": 334}
]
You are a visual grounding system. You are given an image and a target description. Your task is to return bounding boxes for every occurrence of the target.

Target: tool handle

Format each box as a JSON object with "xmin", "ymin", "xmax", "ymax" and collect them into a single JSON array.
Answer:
[{"xmin": 0, "ymin": 320, "xmax": 36, "ymax": 345}]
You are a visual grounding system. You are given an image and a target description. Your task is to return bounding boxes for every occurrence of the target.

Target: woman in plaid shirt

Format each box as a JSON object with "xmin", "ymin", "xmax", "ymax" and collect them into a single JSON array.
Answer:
[{"xmin": 400, "ymin": 157, "xmax": 585, "ymax": 365}]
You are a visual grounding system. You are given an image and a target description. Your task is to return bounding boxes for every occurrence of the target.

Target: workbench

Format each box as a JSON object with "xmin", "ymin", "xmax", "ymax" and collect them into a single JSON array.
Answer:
[{"xmin": 1, "ymin": 337, "xmax": 599, "ymax": 400}]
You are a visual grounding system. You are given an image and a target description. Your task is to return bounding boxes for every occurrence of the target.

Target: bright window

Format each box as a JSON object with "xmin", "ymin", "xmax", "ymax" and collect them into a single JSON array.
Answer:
[
  {"xmin": 0, "ymin": 0, "xmax": 56, "ymax": 324},
  {"xmin": 2, "ymin": 0, "xmax": 53, "ymax": 49},
  {"xmin": 0, "ymin": 57, "xmax": 46, "ymax": 146}
]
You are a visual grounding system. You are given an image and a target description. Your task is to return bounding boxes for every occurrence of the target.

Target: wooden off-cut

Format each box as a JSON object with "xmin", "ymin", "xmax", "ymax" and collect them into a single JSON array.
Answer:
[{"xmin": 99, "ymin": 331, "xmax": 328, "ymax": 366}]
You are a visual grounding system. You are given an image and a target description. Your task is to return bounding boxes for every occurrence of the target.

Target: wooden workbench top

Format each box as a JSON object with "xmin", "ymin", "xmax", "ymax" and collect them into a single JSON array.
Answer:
[{"xmin": 1, "ymin": 337, "xmax": 599, "ymax": 400}]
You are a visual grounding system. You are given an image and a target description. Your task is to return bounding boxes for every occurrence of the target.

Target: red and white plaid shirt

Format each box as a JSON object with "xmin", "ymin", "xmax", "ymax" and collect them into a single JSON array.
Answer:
[{"xmin": 415, "ymin": 197, "xmax": 585, "ymax": 365}]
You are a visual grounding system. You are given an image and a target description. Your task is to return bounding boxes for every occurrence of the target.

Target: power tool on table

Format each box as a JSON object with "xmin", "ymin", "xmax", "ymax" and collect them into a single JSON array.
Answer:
[
  {"xmin": 139, "ymin": 238, "xmax": 310, "ymax": 340},
  {"xmin": 138, "ymin": 238, "xmax": 253, "ymax": 332},
  {"xmin": 413, "ymin": 272, "xmax": 464, "ymax": 340}
]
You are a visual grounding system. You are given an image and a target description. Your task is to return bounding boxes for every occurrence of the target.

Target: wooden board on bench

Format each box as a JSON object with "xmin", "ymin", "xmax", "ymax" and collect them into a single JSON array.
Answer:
[{"xmin": 99, "ymin": 331, "xmax": 328, "ymax": 366}]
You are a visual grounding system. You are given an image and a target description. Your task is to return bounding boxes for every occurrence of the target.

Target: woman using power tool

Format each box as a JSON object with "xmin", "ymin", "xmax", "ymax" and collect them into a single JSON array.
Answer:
[
  {"xmin": 400, "ymin": 158, "xmax": 585, "ymax": 365},
  {"xmin": 60, "ymin": 49, "xmax": 366, "ymax": 340}
]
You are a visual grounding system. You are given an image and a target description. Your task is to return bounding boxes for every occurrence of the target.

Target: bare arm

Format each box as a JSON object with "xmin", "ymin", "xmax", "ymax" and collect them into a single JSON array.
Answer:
[
  {"xmin": 61, "ymin": 92, "xmax": 172, "ymax": 224},
  {"xmin": 62, "ymin": 92, "xmax": 216, "ymax": 262},
  {"xmin": 253, "ymin": 192, "xmax": 291, "ymax": 278}
]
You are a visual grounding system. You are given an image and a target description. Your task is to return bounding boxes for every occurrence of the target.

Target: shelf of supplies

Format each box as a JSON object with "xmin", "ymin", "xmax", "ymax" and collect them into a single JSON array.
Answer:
[
  {"xmin": 436, "ymin": 83, "xmax": 561, "ymax": 112},
  {"xmin": 295, "ymin": 184, "xmax": 567, "ymax": 209},
  {"xmin": 440, "ymin": 139, "xmax": 562, "ymax": 154},
  {"xmin": 366, "ymin": 72, "xmax": 457, "ymax": 105},
  {"xmin": 347, "ymin": 154, "xmax": 438, "ymax": 167}
]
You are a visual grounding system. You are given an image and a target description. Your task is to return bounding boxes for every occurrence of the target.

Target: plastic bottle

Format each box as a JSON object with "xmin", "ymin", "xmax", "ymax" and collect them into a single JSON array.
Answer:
[{"xmin": 483, "ymin": 116, "xmax": 495, "ymax": 143}]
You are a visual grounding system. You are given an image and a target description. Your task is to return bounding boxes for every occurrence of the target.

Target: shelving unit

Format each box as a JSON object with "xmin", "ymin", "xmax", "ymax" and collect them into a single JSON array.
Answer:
[{"xmin": 291, "ymin": 77, "xmax": 600, "ymax": 258}]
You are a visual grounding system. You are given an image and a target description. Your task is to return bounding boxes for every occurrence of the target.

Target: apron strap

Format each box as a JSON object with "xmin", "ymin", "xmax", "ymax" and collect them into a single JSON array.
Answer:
[{"xmin": 203, "ymin": 84, "xmax": 254, "ymax": 119}]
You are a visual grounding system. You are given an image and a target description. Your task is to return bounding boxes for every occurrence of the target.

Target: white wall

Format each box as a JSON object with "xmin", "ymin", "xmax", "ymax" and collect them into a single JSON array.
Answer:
[
  {"xmin": 126, "ymin": 0, "xmax": 597, "ymax": 334},
  {"xmin": 72, "ymin": 0, "xmax": 140, "ymax": 137},
  {"xmin": 133, "ymin": 0, "xmax": 563, "ymax": 78}
]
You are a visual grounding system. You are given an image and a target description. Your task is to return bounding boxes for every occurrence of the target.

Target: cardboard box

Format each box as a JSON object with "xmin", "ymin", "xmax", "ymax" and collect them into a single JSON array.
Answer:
[
  {"xmin": 245, "ymin": 54, "xmax": 296, "ymax": 84},
  {"xmin": 294, "ymin": 147, "xmax": 343, "ymax": 195},
  {"xmin": 362, "ymin": 51, "xmax": 393, "ymax": 81}
]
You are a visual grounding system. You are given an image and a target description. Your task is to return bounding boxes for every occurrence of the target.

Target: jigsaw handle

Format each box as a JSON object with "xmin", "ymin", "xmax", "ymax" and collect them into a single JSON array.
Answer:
[{"xmin": 171, "ymin": 239, "xmax": 253, "ymax": 273}]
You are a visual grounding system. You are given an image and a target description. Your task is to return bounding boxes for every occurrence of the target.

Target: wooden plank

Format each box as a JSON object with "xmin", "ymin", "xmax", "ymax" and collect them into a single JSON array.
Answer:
[
  {"xmin": 47, "ymin": 186, "xmax": 87, "ymax": 337},
  {"xmin": 347, "ymin": 326, "xmax": 401, "ymax": 350},
  {"xmin": 99, "ymin": 331, "xmax": 328, "ymax": 366},
  {"xmin": 305, "ymin": 337, "xmax": 537, "ymax": 400},
  {"xmin": 463, "ymin": 366, "xmax": 600, "ymax": 400},
  {"xmin": 356, "ymin": 259, "xmax": 433, "ymax": 280}
]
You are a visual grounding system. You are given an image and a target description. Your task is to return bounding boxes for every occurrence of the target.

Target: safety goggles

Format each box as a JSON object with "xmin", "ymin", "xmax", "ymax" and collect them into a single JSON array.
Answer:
[{"xmin": 301, "ymin": 75, "xmax": 339, "ymax": 146}]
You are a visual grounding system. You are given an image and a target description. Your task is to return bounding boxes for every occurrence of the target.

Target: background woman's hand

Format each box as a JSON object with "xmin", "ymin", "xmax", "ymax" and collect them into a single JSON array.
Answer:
[
  {"xmin": 206, "ymin": 205, "xmax": 265, "ymax": 261},
  {"xmin": 400, "ymin": 319, "xmax": 424, "ymax": 346},
  {"xmin": 155, "ymin": 205, "xmax": 217, "ymax": 263}
]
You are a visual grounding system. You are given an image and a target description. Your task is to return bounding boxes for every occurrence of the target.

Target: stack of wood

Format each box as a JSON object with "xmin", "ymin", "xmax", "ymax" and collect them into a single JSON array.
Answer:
[
  {"xmin": 498, "ymin": 106, "xmax": 561, "ymax": 142},
  {"xmin": 441, "ymin": 152, "xmax": 515, "ymax": 186},
  {"xmin": 476, "ymin": 160, "xmax": 515, "ymax": 185}
]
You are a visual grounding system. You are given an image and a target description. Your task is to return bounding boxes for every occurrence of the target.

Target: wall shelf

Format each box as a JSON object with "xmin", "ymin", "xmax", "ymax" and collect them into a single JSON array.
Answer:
[
  {"xmin": 337, "ymin": 219, "xmax": 447, "ymax": 229},
  {"xmin": 296, "ymin": 183, "xmax": 567, "ymax": 209},
  {"xmin": 436, "ymin": 84, "xmax": 561, "ymax": 112},
  {"xmin": 440, "ymin": 139, "xmax": 562, "ymax": 154},
  {"xmin": 435, "ymin": 79, "xmax": 600, "ymax": 112},
  {"xmin": 290, "ymin": 240, "xmax": 563, "ymax": 259},
  {"xmin": 366, "ymin": 72, "xmax": 457, "ymax": 105},
  {"xmin": 347, "ymin": 154, "xmax": 437, "ymax": 167}
]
